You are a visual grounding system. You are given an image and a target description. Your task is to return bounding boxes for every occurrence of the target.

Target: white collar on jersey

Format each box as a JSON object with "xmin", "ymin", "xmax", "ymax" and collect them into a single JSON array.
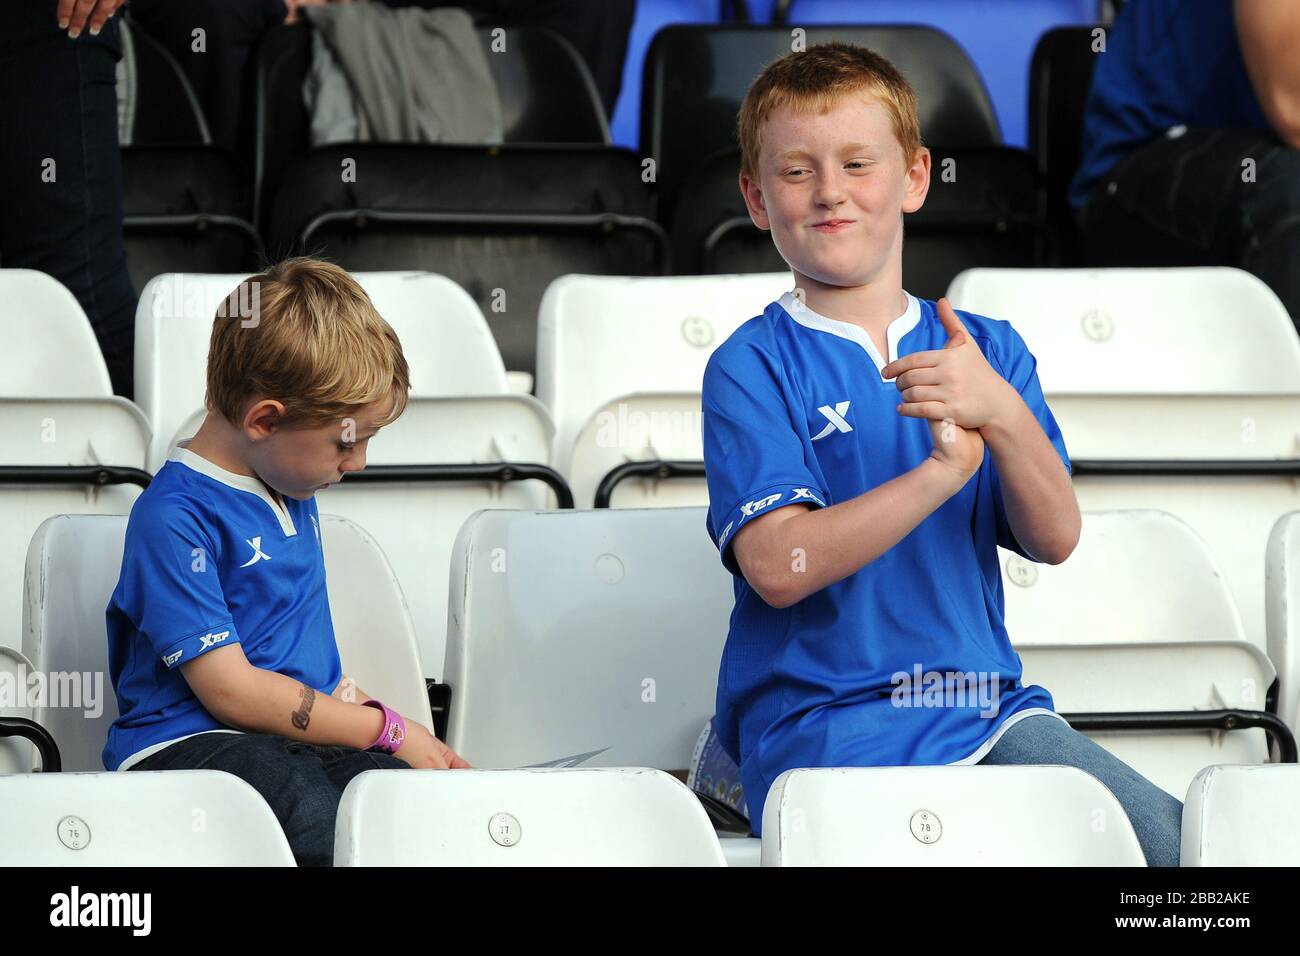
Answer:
[
  {"xmin": 777, "ymin": 289, "xmax": 922, "ymax": 377},
  {"xmin": 169, "ymin": 440, "xmax": 298, "ymax": 537}
]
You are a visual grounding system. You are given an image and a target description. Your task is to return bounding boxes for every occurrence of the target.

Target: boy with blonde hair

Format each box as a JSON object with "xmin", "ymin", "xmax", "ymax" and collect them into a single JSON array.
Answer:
[
  {"xmin": 703, "ymin": 43, "xmax": 1183, "ymax": 864},
  {"xmin": 104, "ymin": 258, "xmax": 468, "ymax": 867}
]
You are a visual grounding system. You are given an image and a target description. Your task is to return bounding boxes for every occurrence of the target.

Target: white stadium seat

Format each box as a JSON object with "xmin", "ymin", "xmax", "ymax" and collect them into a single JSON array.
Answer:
[
  {"xmin": 21, "ymin": 512, "xmax": 431, "ymax": 773},
  {"xmin": 443, "ymin": 506, "xmax": 761, "ymax": 865},
  {"xmin": 0, "ymin": 268, "xmax": 119, "ymax": 397},
  {"xmin": 1003, "ymin": 510, "xmax": 1279, "ymax": 799},
  {"xmin": 1181, "ymin": 764, "xmax": 1300, "ymax": 866},
  {"xmin": 444, "ymin": 507, "xmax": 732, "ymax": 771},
  {"xmin": 536, "ymin": 272, "xmax": 792, "ymax": 508},
  {"xmin": 0, "ymin": 269, "xmax": 150, "ymax": 653},
  {"xmin": 315, "ymin": 515, "xmax": 434, "ymax": 735},
  {"xmin": 334, "ymin": 767, "xmax": 726, "ymax": 866},
  {"xmin": 135, "ymin": 270, "xmax": 528, "ymax": 469},
  {"xmin": 1266, "ymin": 512, "xmax": 1300, "ymax": 745},
  {"xmin": 315, "ymin": 397, "xmax": 557, "ymax": 677},
  {"xmin": 0, "ymin": 770, "xmax": 295, "ymax": 865},
  {"xmin": 762, "ymin": 766, "xmax": 1147, "ymax": 866},
  {"xmin": 949, "ymin": 266, "xmax": 1300, "ymax": 654},
  {"xmin": 135, "ymin": 270, "xmax": 562, "ymax": 676}
]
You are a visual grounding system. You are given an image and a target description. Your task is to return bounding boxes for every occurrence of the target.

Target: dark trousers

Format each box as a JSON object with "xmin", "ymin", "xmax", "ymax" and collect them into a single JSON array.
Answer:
[
  {"xmin": 1078, "ymin": 127, "xmax": 1300, "ymax": 333},
  {"xmin": 128, "ymin": 730, "xmax": 411, "ymax": 867},
  {"xmin": 0, "ymin": 0, "xmax": 136, "ymax": 398}
]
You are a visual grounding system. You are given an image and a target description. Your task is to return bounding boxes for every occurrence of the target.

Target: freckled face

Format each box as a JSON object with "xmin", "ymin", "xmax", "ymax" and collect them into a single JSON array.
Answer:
[{"xmin": 741, "ymin": 95, "xmax": 929, "ymax": 290}]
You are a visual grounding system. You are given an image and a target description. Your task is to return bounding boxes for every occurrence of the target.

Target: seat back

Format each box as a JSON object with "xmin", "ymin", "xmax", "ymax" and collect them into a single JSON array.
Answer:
[
  {"xmin": 335, "ymin": 767, "xmax": 726, "ymax": 865},
  {"xmin": 121, "ymin": 146, "xmax": 260, "ymax": 294},
  {"xmin": 0, "ymin": 770, "xmax": 294, "ymax": 865},
  {"xmin": 135, "ymin": 270, "xmax": 510, "ymax": 470},
  {"xmin": 762, "ymin": 765, "xmax": 1147, "ymax": 866},
  {"xmin": 1004, "ymin": 510, "xmax": 1275, "ymax": 798},
  {"xmin": 537, "ymin": 272, "xmax": 792, "ymax": 503},
  {"xmin": 315, "ymin": 396, "xmax": 556, "ymax": 675},
  {"xmin": 1181, "ymin": 764, "xmax": 1300, "ymax": 866},
  {"xmin": 1266, "ymin": 513, "xmax": 1300, "ymax": 743},
  {"xmin": 0, "ymin": 269, "xmax": 114, "ymax": 397},
  {"xmin": 254, "ymin": 22, "xmax": 608, "ymax": 228},
  {"xmin": 318, "ymin": 515, "xmax": 432, "ymax": 730},
  {"xmin": 445, "ymin": 507, "xmax": 733, "ymax": 770},
  {"xmin": 784, "ymin": 0, "xmax": 1099, "ymax": 147},
  {"xmin": 0, "ymin": 271, "xmax": 148, "ymax": 652},
  {"xmin": 951, "ymin": 267, "xmax": 1300, "ymax": 650},
  {"xmin": 643, "ymin": 25, "xmax": 1001, "ymax": 217},
  {"xmin": 1029, "ymin": 26, "xmax": 1102, "ymax": 230},
  {"xmin": 22, "ymin": 512, "xmax": 433, "ymax": 772},
  {"xmin": 118, "ymin": 17, "xmax": 209, "ymax": 145}
]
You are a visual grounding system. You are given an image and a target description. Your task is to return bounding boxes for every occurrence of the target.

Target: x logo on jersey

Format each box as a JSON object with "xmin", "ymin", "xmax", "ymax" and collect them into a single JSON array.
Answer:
[
  {"xmin": 812, "ymin": 401, "xmax": 852, "ymax": 441},
  {"xmin": 240, "ymin": 536, "xmax": 271, "ymax": 568}
]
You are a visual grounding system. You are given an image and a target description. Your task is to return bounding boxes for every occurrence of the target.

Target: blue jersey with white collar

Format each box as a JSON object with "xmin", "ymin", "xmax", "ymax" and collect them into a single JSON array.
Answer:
[
  {"xmin": 702, "ymin": 291, "xmax": 1072, "ymax": 835},
  {"xmin": 103, "ymin": 444, "xmax": 342, "ymax": 771}
]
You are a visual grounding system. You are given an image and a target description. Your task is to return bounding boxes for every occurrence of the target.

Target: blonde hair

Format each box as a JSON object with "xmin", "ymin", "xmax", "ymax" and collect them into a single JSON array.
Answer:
[
  {"xmin": 737, "ymin": 41, "xmax": 924, "ymax": 180},
  {"xmin": 205, "ymin": 257, "xmax": 410, "ymax": 430}
]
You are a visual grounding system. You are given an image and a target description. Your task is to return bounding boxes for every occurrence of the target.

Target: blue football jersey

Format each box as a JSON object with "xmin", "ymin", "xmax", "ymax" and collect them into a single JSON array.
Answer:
[
  {"xmin": 702, "ymin": 290, "xmax": 1072, "ymax": 835},
  {"xmin": 104, "ymin": 443, "xmax": 343, "ymax": 771}
]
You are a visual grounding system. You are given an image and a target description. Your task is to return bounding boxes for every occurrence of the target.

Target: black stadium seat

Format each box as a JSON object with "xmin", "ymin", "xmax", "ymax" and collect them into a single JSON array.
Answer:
[
  {"xmin": 254, "ymin": 21, "xmax": 610, "ymax": 232},
  {"xmin": 118, "ymin": 18, "xmax": 262, "ymax": 290},
  {"xmin": 119, "ymin": 17, "xmax": 209, "ymax": 146},
  {"xmin": 1029, "ymin": 25, "xmax": 1102, "ymax": 263},
  {"xmin": 267, "ymin": 143, "xmax": 666, "ymax": 376},
  {"xmin": 642, "ymin": 24, "xmax": 1004, "ymax": 226},
  {"xmin": 119, "ymin": 146, "xmax": 262, "ymax": 294}
]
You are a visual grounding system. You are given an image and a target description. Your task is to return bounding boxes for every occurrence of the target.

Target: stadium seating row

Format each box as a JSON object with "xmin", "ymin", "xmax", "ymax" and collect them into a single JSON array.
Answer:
[
  {"xmin": 2, "ymin": 761, "xmax": 1295, "ymax": 866},
  {"xmin": 117, "ymin": 18, "xmax": 1104, "ymax": 370},
  {"xmin": 5, "ymin": 265, "xmax": 1297, "ymax": 676},
  {"xmin": 3, "ymin": 506, "xmax": 1298, "ymax": 865}
]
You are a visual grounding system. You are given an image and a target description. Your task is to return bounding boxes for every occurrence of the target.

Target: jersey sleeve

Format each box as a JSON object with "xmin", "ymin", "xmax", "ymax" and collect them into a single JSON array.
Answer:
[
  {"xmin": 113, "ymin": 496, "xmax": 242, "ymax": 670},
  {"xmin": 986, "ymin": 320, "xmax": 1073, "ymax": 561},
  {"xmin": 702, "ymin": 344, "xmax": 828, "ymax": 577}
]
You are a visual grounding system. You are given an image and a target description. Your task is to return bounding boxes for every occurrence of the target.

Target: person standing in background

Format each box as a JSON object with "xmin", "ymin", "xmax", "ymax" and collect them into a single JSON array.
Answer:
[
  {"xmin": 1, "ymin": 0, "xmax": 135, "ymax": 397},
  {"xmin": 1072, "ymin": 0, "xmax": 1300, "ymax": 329}
]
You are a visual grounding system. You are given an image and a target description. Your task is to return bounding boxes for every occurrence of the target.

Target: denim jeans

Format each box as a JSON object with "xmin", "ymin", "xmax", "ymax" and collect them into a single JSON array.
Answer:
[
  {"xmin": 0, "ymin": 0, "xmax": 136, "ymax": 397},
  {"xmin": 978, "ymin": 714, "xmax": 1183, "ymax": 867},
  {"xmin": 1078, "ymin": 126, "xmax": 1300, "ymax": 332},
  {"xmin": 128, "ymin": 731, "xmax": 411, "ymax": 867}
]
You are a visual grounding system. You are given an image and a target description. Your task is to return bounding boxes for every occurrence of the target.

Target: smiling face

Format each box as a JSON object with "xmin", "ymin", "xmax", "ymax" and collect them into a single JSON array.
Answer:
[
  {"xmin": 740, "ymin": 93, "xmax": 930, "ymax": 297},
  {"xmin": 242, "ymin": 396, "xmax": 393, "ymax": 501}
]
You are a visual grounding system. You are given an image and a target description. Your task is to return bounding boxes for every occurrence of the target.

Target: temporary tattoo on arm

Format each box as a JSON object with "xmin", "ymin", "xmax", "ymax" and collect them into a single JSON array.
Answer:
[{"xmin": 292, "ymin": 685, "xmax": 316, "ymax": 731}]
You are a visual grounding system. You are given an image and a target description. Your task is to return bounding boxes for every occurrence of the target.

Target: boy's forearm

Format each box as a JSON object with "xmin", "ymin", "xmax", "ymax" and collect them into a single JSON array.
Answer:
[
  {"xmin": 332, "ymin": 674, "xmax": 373, "ymax": 706},
  {"xmin": 981, "ymin": 398, "xmax": 1080, "ymax": 564},
  {"xmin": 758, "ymin": 458, "xmax": 968, "ymax": 607},
  {"xmin": 216, "ymin": 666, "xmax": 384, "ymax": 748}
]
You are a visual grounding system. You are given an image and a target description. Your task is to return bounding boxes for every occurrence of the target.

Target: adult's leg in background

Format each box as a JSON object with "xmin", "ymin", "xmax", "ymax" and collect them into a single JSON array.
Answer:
[{"xmin": 0, "ymin": 1, "xmax": 136, "ymax": 397}]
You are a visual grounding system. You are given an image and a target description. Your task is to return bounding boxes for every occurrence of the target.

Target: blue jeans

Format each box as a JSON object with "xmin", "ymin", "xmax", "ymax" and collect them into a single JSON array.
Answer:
[
  {"xmin": 978, "ymin": 715, "xmax": 1183, "ymax": 867},
  {"xmin": 127, "ymin": 731, "xmax": 411, "ymax": 866}
]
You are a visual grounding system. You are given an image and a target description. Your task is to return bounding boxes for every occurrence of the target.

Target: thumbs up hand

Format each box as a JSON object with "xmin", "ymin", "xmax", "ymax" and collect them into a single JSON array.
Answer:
[{"xmin": 880, "ymin": 297, "xmax": 1018, "ymax": 431}]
